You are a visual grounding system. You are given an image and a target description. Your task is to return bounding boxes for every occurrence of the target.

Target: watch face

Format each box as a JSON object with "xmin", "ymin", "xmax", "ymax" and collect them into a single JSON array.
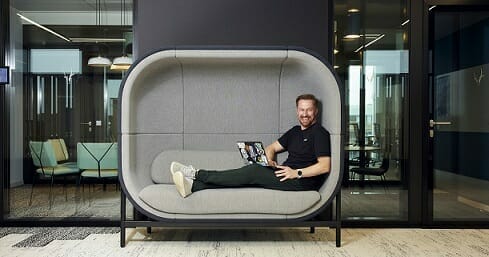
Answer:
[{"xmin": 298, "ymin": 170, "xmax": 303, "ymax": 176}]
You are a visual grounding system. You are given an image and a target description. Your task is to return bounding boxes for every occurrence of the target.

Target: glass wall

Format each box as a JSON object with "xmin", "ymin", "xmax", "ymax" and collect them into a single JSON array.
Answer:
[
  {"xmin": 5, "ymin": 0, "xmax": 132, "ymax": 220},
  {"xmin": 334, "ymin": 0, "xmax": 409, "ymax": 220},
  {"xmin": 431, "ymin": 8, "xmax": 489, "ymax": 221}
]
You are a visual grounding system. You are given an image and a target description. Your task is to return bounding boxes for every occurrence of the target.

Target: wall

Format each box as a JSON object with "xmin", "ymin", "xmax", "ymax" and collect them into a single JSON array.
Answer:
[{"xmin": 134, "ymin": 0, "xmax": 331, "ymax": 60}]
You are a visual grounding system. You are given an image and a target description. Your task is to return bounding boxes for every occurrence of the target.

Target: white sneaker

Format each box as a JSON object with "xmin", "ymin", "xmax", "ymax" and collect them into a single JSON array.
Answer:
[
  {"xmin": 172, "ymin": 171, "xmax": 193, "ymax": 198},
  {"xmin": 170, "ymin": 161, "xmax": 197, "ymax": 179}
]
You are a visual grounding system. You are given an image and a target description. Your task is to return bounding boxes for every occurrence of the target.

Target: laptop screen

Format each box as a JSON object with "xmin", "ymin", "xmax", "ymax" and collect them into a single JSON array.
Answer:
[{"xmin": 236, "ymin": 141, "xmax": 269, "ymax": 166}]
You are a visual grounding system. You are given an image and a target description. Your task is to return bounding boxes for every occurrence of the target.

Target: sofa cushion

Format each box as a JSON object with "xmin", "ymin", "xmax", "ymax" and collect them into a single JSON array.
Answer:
[{"xmin": 139, "ymin": 184, "xmax": 321, "ymax": 215}]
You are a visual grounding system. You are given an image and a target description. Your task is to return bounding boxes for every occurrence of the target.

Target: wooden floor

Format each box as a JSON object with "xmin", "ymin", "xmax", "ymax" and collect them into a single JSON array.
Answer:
[{"xmin": 0, "ymin": 227, "xmax": 488, "ymax": 257}]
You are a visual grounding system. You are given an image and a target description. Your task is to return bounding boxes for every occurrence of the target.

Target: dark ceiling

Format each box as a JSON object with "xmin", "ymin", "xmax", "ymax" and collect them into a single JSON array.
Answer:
[
  {"xmin": 14, "ymin": 0, "xmax": 475, "ymax": 64},
  {"xmin": 12, "ymin": 0, "xmax": 132, "ymax": 12}
]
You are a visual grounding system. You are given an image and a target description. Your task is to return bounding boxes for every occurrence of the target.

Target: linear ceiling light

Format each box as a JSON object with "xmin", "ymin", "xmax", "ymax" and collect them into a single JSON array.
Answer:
[
  {"xmin": 70, "ymin": 38, "xmax": 126, "ymax": 43},
  {"xmin": 354, "ymin": 34, "xmax": 385, "ymax": 53},
  {"xmin": 17, "ymin": 13, "xmax": 71, "ymax": 42}
]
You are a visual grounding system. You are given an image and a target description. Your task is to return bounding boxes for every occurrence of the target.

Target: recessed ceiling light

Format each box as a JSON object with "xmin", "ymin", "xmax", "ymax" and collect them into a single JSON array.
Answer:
[{"xmin": 344, "ymin": 34, "xmax": 361, "ymax": 39}]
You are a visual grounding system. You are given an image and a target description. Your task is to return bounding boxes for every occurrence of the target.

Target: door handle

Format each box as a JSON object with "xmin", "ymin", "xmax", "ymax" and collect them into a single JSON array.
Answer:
[
  {"xmin": 80, "ymin": 121, "xmax": 93, "ymax": 132},
  {"xmin": 429, "ymin": 119, "xmax": 452, "ymax": 138},
  {"xmin": 429, "ymin": 119, "xmax": 452, "ymax": 128}
]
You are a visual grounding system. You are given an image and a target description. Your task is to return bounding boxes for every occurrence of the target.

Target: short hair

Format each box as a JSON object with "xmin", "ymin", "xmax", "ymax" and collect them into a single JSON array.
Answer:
[{"xmin": 296, "ymin": 94, "xmax": 318, "ymax": 108}]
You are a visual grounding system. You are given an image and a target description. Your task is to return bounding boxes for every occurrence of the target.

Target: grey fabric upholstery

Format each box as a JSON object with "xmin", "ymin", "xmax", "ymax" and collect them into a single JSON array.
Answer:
[
  {"xmin": 146, "ymin": 150, "xmax": 320, "ymax": 215},
  {"xmin": 140, "ymin": 184, "xmax": 320, "ymax": 215},
  {"xmin": 120, "ymin": 49, "xmax": 343, "ymax": 221}
]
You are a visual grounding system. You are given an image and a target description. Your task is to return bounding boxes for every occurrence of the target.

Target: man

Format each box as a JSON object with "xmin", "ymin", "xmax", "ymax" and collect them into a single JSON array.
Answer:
[{"xmin": 171, "ymin": 94, "xmax": 331, "ymax": 198}]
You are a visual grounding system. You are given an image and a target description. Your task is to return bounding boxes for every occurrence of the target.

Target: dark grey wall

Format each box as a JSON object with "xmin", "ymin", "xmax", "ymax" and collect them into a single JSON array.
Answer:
[{"xmin": 134, "ymin": 0, "xmax": 331, "ymax": 60}]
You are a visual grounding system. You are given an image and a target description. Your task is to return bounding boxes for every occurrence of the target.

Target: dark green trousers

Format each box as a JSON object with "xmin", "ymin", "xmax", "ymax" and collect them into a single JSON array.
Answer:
[{"xmin": 191, "ymin": 164, "xmax": 320, "ymax": 192}]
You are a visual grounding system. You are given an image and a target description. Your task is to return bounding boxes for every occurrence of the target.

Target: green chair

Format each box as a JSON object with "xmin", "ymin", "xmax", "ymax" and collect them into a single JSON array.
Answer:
[
  {"xmin": 28, "ymin": 141, "xmax": 80, "ymax": 208},
  {"xmin": 48, "ymin": 138, "xmax": 78, "ymax": 168},
  {"xmin": 77, "ymin": 142, "xmax": 118, "ymax": 203}
]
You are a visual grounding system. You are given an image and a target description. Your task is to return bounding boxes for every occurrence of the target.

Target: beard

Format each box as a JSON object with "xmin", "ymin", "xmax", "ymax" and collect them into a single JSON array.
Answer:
[{"xmin": 299, "ymin": 115, "xmax": 315, "ymax": 128}]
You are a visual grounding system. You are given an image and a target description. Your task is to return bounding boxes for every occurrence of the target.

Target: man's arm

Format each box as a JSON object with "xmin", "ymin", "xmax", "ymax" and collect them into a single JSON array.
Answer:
[
  {"xmin": 265, "ymin": 141, "xmax": 285, "ymax": 167},
  {"xmin": 275, "ymin": 156, "xmax": 331, "ymax": 182}
]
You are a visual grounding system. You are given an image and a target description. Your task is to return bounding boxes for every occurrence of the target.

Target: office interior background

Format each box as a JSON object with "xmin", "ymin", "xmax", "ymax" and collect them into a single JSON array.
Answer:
[{"xmin": 0, "ymin": 0, "xmax": 488, "ymax": 228}]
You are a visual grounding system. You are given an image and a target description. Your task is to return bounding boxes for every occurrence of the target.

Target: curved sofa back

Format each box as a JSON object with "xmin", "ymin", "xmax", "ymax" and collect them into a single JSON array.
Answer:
[{"xmin": 119, "ymin": 48, "xmax": 344, "ymax": 220}]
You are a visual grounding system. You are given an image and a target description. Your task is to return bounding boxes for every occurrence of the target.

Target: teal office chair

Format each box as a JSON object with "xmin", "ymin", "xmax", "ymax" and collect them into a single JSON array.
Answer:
[
  {"xmin": 77, "ymin": 142, "xmax": 118, "ymax": 204},
  {"xmin": 29, "ymin": 141, "xmax": 80, "ymax": 208}
]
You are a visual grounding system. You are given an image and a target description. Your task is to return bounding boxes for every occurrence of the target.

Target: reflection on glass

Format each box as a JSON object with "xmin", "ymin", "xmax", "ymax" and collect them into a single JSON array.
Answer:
[
  {"xmin": 335, "ymin": 0, "xmax": 408, "ymax": 220},
  {"xmin": 432, "ymin": 10, "xmax": 489, "ymax": 220},
  {"xmin": 6, "ymin": 0, "xmax": 133, "ymax": 220}
]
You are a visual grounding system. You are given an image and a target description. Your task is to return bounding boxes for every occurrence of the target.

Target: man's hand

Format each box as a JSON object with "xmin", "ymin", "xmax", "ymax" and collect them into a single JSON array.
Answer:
[
  {"xmin": 269, "ymin": 160, "xmax": 278, "ymax": 167},
  {"xmin": 274, "ymin": 157, "xmax": 331, "ymax": 182},
  {"xmin": 274, "ymin": 165, "xmax": 297, "ymax": 181}
]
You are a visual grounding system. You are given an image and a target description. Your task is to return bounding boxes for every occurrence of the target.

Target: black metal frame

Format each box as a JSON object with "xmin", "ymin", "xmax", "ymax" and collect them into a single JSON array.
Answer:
[
  {"xmin": 28, "ymin": 142, "xmax": 80, "ymax": 208},
  {"xmin": 0, "ymin": 0, "xmax": 10, "ymax": 224},
  {"xmin": 120, "ymin": 190, "xmax": 342, "ymax": 247},
  {"xmin": 79, "ymin": 142, "xmax": 118, "ymax": 197}
]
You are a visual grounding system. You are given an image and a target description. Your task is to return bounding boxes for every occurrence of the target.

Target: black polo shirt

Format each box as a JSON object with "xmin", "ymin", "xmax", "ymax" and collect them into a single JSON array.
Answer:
[{"xmin": 278, "ymin": 122, "xmax": 331, "ymax": 189}]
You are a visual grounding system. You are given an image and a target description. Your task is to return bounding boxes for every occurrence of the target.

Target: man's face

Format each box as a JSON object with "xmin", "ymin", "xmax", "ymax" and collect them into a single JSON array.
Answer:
[{"xmin": 296, "ymin": 99, "xmax": 318, "ymax": 129}]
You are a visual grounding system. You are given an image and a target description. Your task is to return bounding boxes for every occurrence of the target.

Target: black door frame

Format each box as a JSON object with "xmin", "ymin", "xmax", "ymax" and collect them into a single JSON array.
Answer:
[
  {"xmin": 0, "ymin": 0, "xmax": 11, "ymax": 225},
  {"xmin": 412, "ymin": 0, "xmax": 489, "ymax": 227}
]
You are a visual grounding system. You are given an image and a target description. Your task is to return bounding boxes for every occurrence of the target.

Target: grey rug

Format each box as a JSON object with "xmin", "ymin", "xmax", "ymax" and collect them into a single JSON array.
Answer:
[{"xmin": 0, "ymin": 227, "xmax": 119, "ymax": 247}]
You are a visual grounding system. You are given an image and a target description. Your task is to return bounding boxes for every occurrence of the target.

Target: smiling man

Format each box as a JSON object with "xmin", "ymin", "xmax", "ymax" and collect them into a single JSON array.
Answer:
[{"xmin": 171, "ymin": 94, "xmax": 331, "ymax": 198}]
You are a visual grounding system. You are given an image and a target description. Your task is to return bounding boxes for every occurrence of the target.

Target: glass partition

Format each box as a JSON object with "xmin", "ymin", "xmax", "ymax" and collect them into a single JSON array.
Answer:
[
  {"xmin": 431, "ymin": 8, "xmax": 489, "ymax": 221},
  {"xmin": 6, "ymin": 0, "xmax": 133, "ymax": 220},
  {"xmin": 334, "ymin": 0, "xmax": 409, "ymax": 220}
]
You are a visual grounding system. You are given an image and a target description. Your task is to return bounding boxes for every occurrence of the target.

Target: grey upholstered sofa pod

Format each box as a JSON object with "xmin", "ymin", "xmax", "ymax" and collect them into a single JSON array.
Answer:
[{"xmin": 119, "ymin": 47, "xmax": 344, "ymax": 247}]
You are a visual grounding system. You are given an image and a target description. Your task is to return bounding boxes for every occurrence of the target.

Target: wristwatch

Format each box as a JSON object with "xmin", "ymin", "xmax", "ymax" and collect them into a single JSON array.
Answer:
[{"xmin": 297, "ymin": 169, "xmax": 303, "ymax": 179}]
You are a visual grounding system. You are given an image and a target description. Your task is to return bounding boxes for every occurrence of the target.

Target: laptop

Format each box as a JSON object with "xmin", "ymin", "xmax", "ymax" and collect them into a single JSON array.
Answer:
[{"xmin": 236, "ymin": 141, "xmax": 281, "ymax": 170}]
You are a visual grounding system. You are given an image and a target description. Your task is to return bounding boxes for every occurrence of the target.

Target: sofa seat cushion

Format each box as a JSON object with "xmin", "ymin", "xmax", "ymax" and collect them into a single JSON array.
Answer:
[
  {"xmin": 81, "ymin": 169, "xmax": 118, "ymax": 178},
  {"xmin": 139, "ymin": 184, "xmax": 321, "ymax": 215}
]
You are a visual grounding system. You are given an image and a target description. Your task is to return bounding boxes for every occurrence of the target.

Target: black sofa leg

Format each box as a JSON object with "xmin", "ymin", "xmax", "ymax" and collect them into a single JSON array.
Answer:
[
  {"xmin": 309, "ymin": 227, "xmax": 315, "ymax": 233},
  {"xmin": 120, "ymin": 190, "xmax": 126, "ymax": 247},
  {"xmin": 121, "ymin": 227, "xmax": 126, "ymax": 248},
  {"xmin": 336, "ymin": 191, "xmax": 341, "ymax": 247},
  {"xmin": 336, "ymin": 225, "xmax": 341, "ymax": 247},
  {"xmin": 147, "ymin": 227, "xmax": 152, "ymax": 234}
]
